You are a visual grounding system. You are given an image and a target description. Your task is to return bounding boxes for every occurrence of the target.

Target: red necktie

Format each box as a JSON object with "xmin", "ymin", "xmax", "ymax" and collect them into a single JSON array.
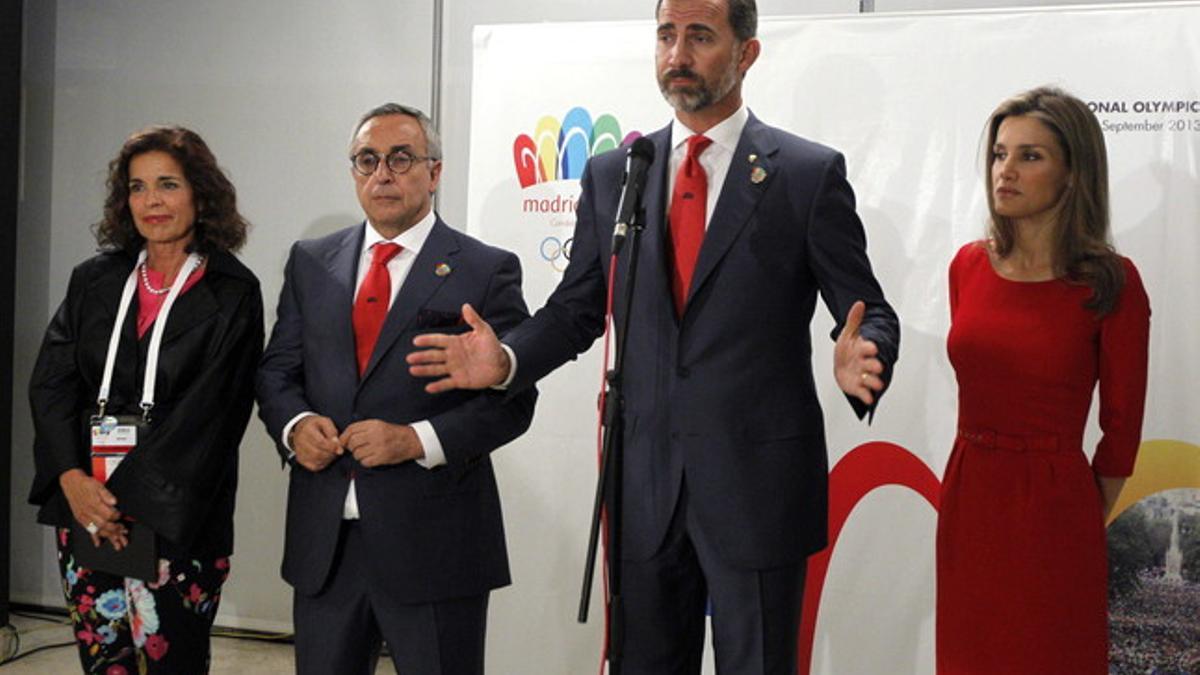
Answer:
[
  {"xmin": 669, "ymin": 134, "xmax": 712, "ymax": 315},
  {"xmin": 352, "ymin": 242, "xmax": 402, "ymax": 376}
]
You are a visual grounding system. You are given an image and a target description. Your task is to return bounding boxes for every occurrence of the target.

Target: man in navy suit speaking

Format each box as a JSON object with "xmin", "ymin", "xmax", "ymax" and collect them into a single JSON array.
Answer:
[
  {"xmin": 256, "ymin": 103, "xmax": 535, "ymax": 674},
  {"xmin": 408, "ymin": 1, "xmax": 900, "ymax": 672}
]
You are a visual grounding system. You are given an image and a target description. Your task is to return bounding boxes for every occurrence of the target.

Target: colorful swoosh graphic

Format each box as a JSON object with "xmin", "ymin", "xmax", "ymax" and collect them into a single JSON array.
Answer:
[{"xmin": 512, "ymin": 107, "xmax": 641, "ymax": 187}]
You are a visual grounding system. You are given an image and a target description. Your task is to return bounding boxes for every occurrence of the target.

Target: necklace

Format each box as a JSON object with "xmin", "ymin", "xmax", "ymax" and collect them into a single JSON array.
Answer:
[
  {"xmin": 139, "ymin": 262, "xmax": 170, "ymax": 295},
  {"xmin": 140, "ymin": 256, "xmax": 205, "ymax": 296}
]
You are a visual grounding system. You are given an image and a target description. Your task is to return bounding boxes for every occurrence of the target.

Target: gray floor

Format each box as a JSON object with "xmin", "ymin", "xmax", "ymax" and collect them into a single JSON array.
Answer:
[{"xmin": 0, "ymin": 614, "xmax": 399, "ymax": 674}]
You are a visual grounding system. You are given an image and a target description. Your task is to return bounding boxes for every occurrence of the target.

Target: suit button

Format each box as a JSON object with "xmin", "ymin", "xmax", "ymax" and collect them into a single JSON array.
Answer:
[{"xmin": 676, "ymin": 366, "xmax": 690, "ymax": 378}]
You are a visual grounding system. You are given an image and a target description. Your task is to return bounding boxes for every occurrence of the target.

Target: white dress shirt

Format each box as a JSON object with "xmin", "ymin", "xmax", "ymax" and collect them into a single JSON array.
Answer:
[
  {"xmin": 282, "ymin": 210, "xmax": 447, "ymax": 519},
  {"xmin": 667, "ymin": 104, "xmax": 749, "ymax": 230}
]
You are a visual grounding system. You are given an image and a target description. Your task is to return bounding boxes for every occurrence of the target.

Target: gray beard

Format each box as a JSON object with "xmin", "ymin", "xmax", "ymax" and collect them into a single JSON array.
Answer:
[
  {"xmin": 659, "ymin": 65, "xmax": 740, "ymax": 114},
  {"xmin": 662, "ymin": 86, "xmax": 712, "ymax": 113}
]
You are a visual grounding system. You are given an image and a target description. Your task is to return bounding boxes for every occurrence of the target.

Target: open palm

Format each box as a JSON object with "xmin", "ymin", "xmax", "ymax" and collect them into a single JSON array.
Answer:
[{"xmin": 408, "ymin": 303, "xmax": 510, "ymax": 393}]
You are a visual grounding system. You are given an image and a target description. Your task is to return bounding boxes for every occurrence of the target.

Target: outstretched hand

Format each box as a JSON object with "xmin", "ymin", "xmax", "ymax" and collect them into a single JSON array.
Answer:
[
  {"xmin": 834, "ymin": 300, "xmax": 885, "ymax": 406},
  {"xmin": 407, "ymin": 304, "xmax": 511, "ymax": 393}
]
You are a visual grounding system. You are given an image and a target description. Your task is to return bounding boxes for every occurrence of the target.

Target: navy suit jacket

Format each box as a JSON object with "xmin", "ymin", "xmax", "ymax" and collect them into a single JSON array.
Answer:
[
  {"xmin": 256, "ymin": 218, "xmax": 536, "ymax": 602},
  {"xmin": 505, "ymin": 114, "xmax": 899, "ymax": 568}
]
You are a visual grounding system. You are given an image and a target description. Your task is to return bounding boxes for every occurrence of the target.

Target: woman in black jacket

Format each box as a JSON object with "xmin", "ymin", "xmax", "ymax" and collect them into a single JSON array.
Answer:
[{"xmin": 29, "ymin": 125, "xmax": 263, "ymax": 674}]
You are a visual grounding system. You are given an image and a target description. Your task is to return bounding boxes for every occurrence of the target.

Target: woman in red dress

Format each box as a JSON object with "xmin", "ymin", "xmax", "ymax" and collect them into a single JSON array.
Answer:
[{"xmin": 937, "ymin": 87, "xmax": 1151, "ymax": 673}]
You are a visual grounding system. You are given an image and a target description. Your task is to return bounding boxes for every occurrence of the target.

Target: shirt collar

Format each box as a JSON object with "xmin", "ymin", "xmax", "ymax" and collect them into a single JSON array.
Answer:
[
  {"xmin": 362, "ymin": 209, "xmax": 437, "ymax": 257},
  {"xmin": 670, "ymin": 104, "xmax": 749, "ymax": 154}
]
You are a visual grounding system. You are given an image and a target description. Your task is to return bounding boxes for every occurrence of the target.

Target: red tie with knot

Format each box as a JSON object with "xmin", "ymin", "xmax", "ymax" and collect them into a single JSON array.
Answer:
[
  {"xmin": 353, "ymin": 242, "xmax": 402, "ymax": 376},
  {"xmin": 669, "ymin": 134, "xmax": 713, "ymax": 316}
]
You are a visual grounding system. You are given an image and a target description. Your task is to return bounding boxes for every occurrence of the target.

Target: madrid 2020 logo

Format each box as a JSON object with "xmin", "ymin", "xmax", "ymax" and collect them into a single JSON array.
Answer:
[{"xmin": 513, "ymin": 107, "xmax": 641, "ymax": 272}]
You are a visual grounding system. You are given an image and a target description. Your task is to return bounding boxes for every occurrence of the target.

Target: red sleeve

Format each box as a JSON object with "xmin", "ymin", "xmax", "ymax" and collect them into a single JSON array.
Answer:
[{"xmin": 1091, "ymin": 258, "xmax": 1151, "ymax": 477}]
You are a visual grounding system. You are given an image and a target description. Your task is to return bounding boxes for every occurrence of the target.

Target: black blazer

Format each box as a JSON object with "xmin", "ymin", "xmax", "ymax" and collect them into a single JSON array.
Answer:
[
  {"xmin": 29, "ymin": 249, "xmax": 264, "ymax": 558},
  {"xmin": 506, "ymin": 114, "xmax": 900, "ymax": 567},
  {"xmin": 256, "ymin": 219, "xmax": 536, "ymax": 603}
]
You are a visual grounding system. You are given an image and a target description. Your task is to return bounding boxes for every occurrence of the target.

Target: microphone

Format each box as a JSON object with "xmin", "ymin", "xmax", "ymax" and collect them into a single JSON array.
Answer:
[{"xmin": 611, "ymin": 137, "xmax": 656, "ymax": 255}]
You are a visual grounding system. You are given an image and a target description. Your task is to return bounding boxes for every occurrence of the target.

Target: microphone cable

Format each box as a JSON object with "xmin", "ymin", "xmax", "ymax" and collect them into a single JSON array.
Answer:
[{"xmin": 595, "ymin": 250, "xmax": 619, "ymax": 675}]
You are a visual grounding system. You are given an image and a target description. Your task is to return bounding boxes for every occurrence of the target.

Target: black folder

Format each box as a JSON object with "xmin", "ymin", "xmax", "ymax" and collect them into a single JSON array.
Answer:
[{"xmin": 69, "ymin": 520, "xmax": 157, "ymax": 582}]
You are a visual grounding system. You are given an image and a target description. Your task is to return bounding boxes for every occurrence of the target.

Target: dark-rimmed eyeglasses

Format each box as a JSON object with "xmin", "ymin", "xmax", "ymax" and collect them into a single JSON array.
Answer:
[{"xmin": 350, "ymin": 150, "xmax": 438, "ymax": 176}]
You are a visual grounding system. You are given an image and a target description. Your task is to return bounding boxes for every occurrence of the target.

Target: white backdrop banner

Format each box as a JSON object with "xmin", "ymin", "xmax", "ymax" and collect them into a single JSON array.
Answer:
[{"xmin": 468, "ymin": 4, "xmax": 1200, "ymax": 673}]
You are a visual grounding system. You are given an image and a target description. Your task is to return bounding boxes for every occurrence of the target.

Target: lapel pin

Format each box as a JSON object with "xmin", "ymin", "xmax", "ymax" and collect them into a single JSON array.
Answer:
[
  {"xmin": 435, "ymin": 263, "xmax": 452, "ymax": 277},
  {"xmin": 750, "ymin": 166, "xmax": 767, "ymax": 184},
  {"xmin": 748, "ymin": 153, "xmax": 758, "ymax": 163}
]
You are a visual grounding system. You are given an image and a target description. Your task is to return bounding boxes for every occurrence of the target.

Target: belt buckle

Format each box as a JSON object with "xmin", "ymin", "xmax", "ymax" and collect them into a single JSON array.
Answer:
[{"xmin": 967, "ymin": 429, "xmax": 996, "ymax": 448}]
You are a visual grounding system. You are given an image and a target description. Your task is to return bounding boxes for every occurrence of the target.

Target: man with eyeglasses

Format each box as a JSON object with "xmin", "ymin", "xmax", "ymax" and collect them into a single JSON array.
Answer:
[{"xmin": 256, "ymin": 102, "xmax": 536, "ymax": 675}]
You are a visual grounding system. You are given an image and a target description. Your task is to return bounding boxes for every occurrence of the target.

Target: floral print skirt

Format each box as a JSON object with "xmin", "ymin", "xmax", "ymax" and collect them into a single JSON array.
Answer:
[{"xmin": 56, "ymin": 528, "xmax": 230, "ymax": 674}]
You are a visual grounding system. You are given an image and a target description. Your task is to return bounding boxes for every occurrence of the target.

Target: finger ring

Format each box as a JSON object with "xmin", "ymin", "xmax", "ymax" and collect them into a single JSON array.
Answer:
[
  {"xmin": 860, "ymin": 372, "xmax": 869, "ymax": 382},
  {"xmin": 85, "ymin": 521, "xmax": 99, "ymax": 535}
]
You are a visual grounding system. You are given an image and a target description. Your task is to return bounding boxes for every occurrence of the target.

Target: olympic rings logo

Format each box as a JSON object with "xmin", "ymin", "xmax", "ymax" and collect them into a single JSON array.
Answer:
[{"xmin": 540, "ymin": 236, "xmax": 573, "ymax": 273}]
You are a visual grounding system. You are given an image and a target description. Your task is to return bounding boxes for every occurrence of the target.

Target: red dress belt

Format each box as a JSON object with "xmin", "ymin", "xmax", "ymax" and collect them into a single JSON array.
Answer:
[{"xmin": 957, "ymin": 428, "xmax": 1074, "ymax": 453}]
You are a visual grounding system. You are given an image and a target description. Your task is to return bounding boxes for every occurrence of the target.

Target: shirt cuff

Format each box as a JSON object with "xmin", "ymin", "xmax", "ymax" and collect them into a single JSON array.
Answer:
[
  {"xmin": 412, "ymin": 420, "xmax": 445, "ymax": 469},
  {"xmin": 282, "ymin": 411, "xmax": 317, "ymax": 459},
  {"xmin": 493, "ymin": 343, "xmax": 518, "ymax": 390}
]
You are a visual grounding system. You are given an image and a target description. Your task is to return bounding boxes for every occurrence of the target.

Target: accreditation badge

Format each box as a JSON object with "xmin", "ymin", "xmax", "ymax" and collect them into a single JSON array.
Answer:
[{"xmin": 90, "ymin": 415, "xmax": 139, "ymax": 483}]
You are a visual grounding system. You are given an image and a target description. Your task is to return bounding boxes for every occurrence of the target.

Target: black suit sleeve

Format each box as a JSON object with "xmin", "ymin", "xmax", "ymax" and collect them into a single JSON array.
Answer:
[
  {"xmin": 504, "ymin": 161, "xmax": 609, "ymax": 392},
  {"xmin": 28, "ymin": 264, "xmax": 91, "ymax": 506},
  {"xmin": 429, "ymin": 251, "xmax": 537, "ymax": 465},
  {"xmin": 806, "ymin": 152, "xmax": 900, "ymax": 420},
  {"xmin": 255, "ymin": 243, "xmax": 313, "ymax": 462}
]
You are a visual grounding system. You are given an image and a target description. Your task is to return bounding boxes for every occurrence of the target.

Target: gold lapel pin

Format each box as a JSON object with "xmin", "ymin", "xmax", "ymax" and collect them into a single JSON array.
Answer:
[
  {"xmin": 435, "ymin": 263, "xmax": 452, "ymax": 277},
  {"xmin": 750, "ymin": 166, "xmax": 767, "ymax": 184},
  {"xmin": 748, "ymin": 153, "xmax": 758, "ymax": 163}
]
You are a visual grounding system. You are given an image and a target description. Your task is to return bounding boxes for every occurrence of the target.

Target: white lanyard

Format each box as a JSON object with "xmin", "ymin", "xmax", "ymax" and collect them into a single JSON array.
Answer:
[{"xmin": 96, "ymin": 249, "xmax": 203, "ymax": 421}]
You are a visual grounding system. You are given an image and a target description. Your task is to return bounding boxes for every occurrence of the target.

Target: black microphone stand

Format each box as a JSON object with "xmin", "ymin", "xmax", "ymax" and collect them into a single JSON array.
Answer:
[{"xmin": 577, "ymin": 206, "xmax": 646, "ymax": 675}]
